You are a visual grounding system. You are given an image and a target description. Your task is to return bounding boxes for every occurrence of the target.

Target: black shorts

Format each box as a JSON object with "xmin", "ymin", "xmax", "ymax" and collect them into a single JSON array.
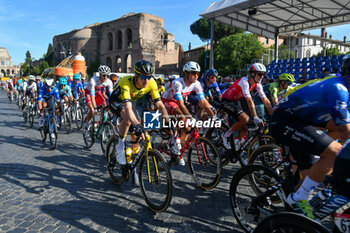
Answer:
[
  {"xmin": 333, "ymin": 157, "xmax": 350, "ymax": 199},
  {"xmin": 269, "ymin": 107, "xmax": 334, "ymax": 169},
  {"xmin": 221, "ymin": 98, "xmax": 244, "ymax": 122}
]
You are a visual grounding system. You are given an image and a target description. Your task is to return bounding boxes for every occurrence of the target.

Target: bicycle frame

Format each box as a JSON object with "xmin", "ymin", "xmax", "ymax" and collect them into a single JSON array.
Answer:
[{"xmin": 93, "ymin": 107, "xmax": 109, "ymax": 138}]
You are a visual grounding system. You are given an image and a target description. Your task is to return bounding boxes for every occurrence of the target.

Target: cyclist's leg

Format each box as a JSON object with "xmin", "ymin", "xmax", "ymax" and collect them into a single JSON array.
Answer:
[
  {"xmin": 85, "ymin": 90, "xmax": 94, "ymax": 123},
  {"xmin": 333, "ymin": 138, "xmax": 350, "ymax": 200}
]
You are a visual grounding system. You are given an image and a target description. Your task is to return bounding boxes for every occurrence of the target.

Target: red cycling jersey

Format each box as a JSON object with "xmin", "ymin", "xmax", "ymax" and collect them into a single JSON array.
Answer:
[{"xmin": 222, "ymin": 77, "xmax": 266, "ymax": 102}]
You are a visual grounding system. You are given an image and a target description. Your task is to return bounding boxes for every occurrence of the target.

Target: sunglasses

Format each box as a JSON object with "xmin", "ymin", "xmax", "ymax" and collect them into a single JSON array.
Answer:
[
  {"xmin": 256, "ymin": 72, "xmax": 265, "ymax": 77},
  {"xmin": 139, "ymin": 75, "xmax": 152, "ymax": 80},
  {"xmin": 190, "ymin": 71, "xmax": 199, "ymax": 75}
]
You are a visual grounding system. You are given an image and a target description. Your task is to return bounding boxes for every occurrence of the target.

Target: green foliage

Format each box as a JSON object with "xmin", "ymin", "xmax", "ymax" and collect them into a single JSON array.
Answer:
[
  {"xmin": 198, "ymin": 49, "xmax": 214, "ymax": 73},
  {"xmin": 190, "ymin": 17, "xmax": 244, "ymax": 43},
  {"xmin": 44, "ymin": 43, "xmax": 55, "ymax": 67},
  {"xmin": 214, "ymin": 33, "xmax": 265, "ymax": 76},
  {"xmin": 315, "ymin": 46, "xmax": 344, "ymax": 57},
  {"xmin": 25, "ymin": 51, "xmax": 32, "ymax": 64},
  {"xmin": 267, "ymin": 44, "xmax": 295, "ymax": 61},
  {"xmin": 87, "ymin": 58, "xmax": 101, "ymax": 77}
]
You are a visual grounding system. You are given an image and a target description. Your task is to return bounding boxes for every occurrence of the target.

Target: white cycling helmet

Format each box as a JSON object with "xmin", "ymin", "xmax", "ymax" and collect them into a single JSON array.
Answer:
[
  {"xmin": 183, "ymin": 61, "xmax": 201, "ymax": 73},
  {"xmin": 44, "ymin": 79, "xmax": 55, "ymax": 88},
  {"xmin": 248, "ymin": 63, "xmax": 266, "ymax": 72},
  {"xmin": 98, "ymin": 65, "xmax": 111, "ymax": 75},
  {"xmin": 36, "ymin": 76, "xmax": 42, "ymax": 80},
  {"xmin": 28, "ymin": 75, "xmax": 35, "ymax": 81}
]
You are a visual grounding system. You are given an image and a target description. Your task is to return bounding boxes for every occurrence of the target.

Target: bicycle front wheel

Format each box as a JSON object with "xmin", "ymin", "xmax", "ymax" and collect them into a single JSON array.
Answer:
[
  {"xmin": 63, "ymin": 111, "xmax": 71, "ymax": 134},
  {"xmin": 187, "ymin": 137, "xmax": 222, "ymax": 190},
  {"xmin": 28, "ymin": 106, "xmax": 34, "ymax": 128},
  {"xmin": 75, "ymin": 107, "xmax": 84, "ymax": 129},
  {"xmin": 83, "ymin": 121, "xmax": 95, "ymax": 148},
  {"xmin": 205, "ymin": 125, "xmax": 231, "ymax": 166},
  {"xmin": 100, "ymin": 121, "xmax": 116, "ymax": 153},
  {"xmin": 139, "ymin": 149, "xmax": 172, "ymax": 213},
  {"xmin": 253, "ymin": 212, "xmax": 331, "ymax": 233},
  {"xmin": 49, "ymin": 116, "xmax": 58, "ymax": 150}
]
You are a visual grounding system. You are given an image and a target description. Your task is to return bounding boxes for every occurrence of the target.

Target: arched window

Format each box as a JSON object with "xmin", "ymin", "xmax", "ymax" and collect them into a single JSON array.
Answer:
[
  {"xmin": 106, "ymin": 57, "xmax": 112, "ymax": 70},
  {"xmin": 108, "ymin": 32, "xmax": 113, "ymax": 51},
  {"xmin": 126, "ymin": 28, "xmax": 132, "ymax": 49},
  {"xmin": 306, "ymin": 50, "xmax": 311, "ymax": 58},
  {"xmin": 117, "ymin": 30, "xmax": 122, "ymax": 50},
  {"xmin": 115, "ymin": 56, "xmax": 122, "ymax": 72},
  {"xmin": 125, "ymin": 54, "xmax": 132, "ymax": 73}
]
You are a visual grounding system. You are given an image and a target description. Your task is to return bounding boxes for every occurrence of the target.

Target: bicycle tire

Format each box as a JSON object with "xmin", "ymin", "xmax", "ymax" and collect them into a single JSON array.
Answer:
[
  {"xmin": 28, "ymin": 106, "xmax": 34, "ymax": 128},
  {"xmin": 205, "ymin": 125, "xmax": 231, "ymax": 166},
  {"xmin": 105, "ymin": 135, "xmax": 125, "ymax": 185},
  {"xmin": 100, "ymin": 121, "xmax": 116, "ymax": 154},
  {"xmin": 139, "ymin": 149, "xmax": 172, "ymax": 213},
  {"xmin": 63, "ymin": 110, "xmax": 71, "ymax": 134},
  {"xmin": 49, "ymin": 116, "xmax": 58, "ymax": 150},
  {"xmin": 253, "ymin": 212, "xmax": 331, "ymax": 233},
  {"xmin": 75, "ymin": 107, "xmax": 84, "ymax": 129},
  {"xmin": 230, "ymin": 164, "xmax": 284, "ymax": 233},
  {"xmin": 23, "ymin": 109, "xmax": 28, "ymax": 124},
  {"xmin": 83, "ymin": 120, "xmax": 95, "ymax": 148},
  {"xmin": 40, "ymin": 126, "xmax": 47, "ymax": 142},
  {"xmin": 187, "ymin": 137, "xmax": 222, "ymax": 190},
  {"xmin": 247, "ymin": 135, "xmax": 275, "ymax": 160}
]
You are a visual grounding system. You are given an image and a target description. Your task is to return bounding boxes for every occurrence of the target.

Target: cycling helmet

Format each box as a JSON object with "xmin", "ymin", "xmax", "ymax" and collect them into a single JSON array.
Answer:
[
  {"xmin": 134, "ymin": 60, "xmax": 155, "ymax": 76},
  {"xmin": 205, "ymin": 68, "xmax": 218, "ymax": 78},
  {"xmin": 17, "ymin": 79, "xmax": 23, "ymax": 84},
  {"xmin": 248, "ymin": 63, "xmax": 266, "ymax": 72},
  {"xmin": 59, "ymin": 77, "xmax": 67, "ymax": 85},
  {"xmin": 154, "ymin": 76, "xmax": 165, "ymax": 86},
  {"xmin": 73, "ymin": 74, "xmax": 81, "ymax": 81},
  {"xmin": 183, "ymin": 61, "xmax": 201, "ymax": 72},
  {"xmin": 109, "ymin": 73, "xmax": 119, "ymax": 81},
  {"xmin": 36, "ymin": 76, "xmax": 42, "ymax": 80},
  {"xmin": 278, "ymin": 73, "xmax": 295, "ymax": 83},
  {"xmin": 98, "ymin": 65, "xmax": 111, "ymax": 75},
  {"xmin": 28, "ymin": 75, "xmax": 35, "ymax": 81},
  {"xmin": 44, "ymin": 79, "xmax": 55, "ymax": 88}
]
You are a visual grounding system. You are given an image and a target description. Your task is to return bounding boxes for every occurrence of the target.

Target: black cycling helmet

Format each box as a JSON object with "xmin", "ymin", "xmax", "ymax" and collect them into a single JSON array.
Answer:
[
  {"xmin": 342, "ymin": 54, "xmax": 350, "ymax": 76},
  {"xmin": 205, "ymin": 68, "xmax": 218, "ymax": 78},
  {"xmin": 134, "ymin": 60, "xmax": 155, "ymax": 76}
]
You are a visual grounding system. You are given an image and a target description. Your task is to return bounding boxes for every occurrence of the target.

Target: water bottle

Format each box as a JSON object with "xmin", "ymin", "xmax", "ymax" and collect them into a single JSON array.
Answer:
[
  {"xmin": 126, "ymin": 148, "xmax": 133, "ymax": 164},
  {"xmin": 309, "ymin": 188, "xmax": 332, "ymax": 211},
  {"xmin": 93, "ymin": 122, "xmax": 98, "ymax": 132},
  {"xmin": 176, "ymin": 137, "xmax": 182, "ymax": 150}
]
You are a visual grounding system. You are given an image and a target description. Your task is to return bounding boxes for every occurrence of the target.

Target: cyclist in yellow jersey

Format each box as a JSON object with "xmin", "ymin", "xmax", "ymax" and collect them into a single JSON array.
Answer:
[{"xmin": 108, "ymin": 60, "xmax": 170, "ymax": 167}]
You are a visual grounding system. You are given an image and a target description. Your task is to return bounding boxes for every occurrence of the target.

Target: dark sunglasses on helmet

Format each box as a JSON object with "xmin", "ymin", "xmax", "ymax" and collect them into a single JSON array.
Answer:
[{"xmin": 139, "ymin": 75, "xmax": 152, "ymax": 80}]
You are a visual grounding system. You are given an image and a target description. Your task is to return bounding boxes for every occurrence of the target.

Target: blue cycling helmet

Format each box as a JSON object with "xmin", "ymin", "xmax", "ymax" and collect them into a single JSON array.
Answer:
[
  {"xmin": 59, "ymin": 77, "xmax": 67, "ymax": 85},
  {"xmin": 73, "ymin": 74, "xmax": 81, "ymax": 80},
  {"xmin": 17, "ymin": 79, "xmax": 23, "ymax": 84},
  {"xmin": 205, "ymin": 68, "xmax": 218, "ymax": 78}
]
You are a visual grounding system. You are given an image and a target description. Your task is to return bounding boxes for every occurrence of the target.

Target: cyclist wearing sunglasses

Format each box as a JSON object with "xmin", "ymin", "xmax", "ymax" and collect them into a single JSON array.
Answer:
[
  {"xmin": 84, "ymin": 65, "xmax": 113, "ymax": 130},
  {"xmin": 109, "ymin": 60, "xmax": 170, "ymax": 166},
  {"xmin": 38, "ymin": 79, "xmax": 61, "ymax": 127},
  {"xmin": 220, "ymin": 63, "xmax": 273, "ymax": 150}
]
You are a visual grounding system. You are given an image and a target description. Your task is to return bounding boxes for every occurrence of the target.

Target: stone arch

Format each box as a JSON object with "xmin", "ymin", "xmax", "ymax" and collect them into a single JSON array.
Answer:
[
  {"xmin": 106, "ymin": 57, "xmax": 112, "ymax": 70},
  {"xmin": 12, "ymin": 70, "xmax": 15, "ymax": 74},
  {"xmin": 306, "ymin": 49, "xmax": 311, "ymax": 58},
  {"xmin": 125, "ymin": 54, "xmax": 132, "ymax": 73},
  {"xmin": 126, "ymin": 28, "xmax": 132, "ymax": 49},
  {"xmin": 117, "ymin": 30, "xmax": 122, "ymax": 50},
  {"xmin": 115, "ymin": 56, "xmax": 122, "ymax": 72},
  {"xmin": 107, "ymin": 32, "xmax": 113, "ymax": 51},
  {"xmin": 1, "ymin": 70, "xmax": 5, "ymax": 76}
]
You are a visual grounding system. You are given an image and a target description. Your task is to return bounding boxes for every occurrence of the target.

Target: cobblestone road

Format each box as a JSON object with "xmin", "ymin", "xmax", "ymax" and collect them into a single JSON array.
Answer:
[{"xmin": 0, "ymin": 90, "xmax": 242, "ymax": 233}]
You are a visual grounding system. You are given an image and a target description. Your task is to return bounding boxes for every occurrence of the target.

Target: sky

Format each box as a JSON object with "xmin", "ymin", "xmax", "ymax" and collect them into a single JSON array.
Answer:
[{"xmin": 1, "ymin": 0, "xmax": 350, "ymax": 65}]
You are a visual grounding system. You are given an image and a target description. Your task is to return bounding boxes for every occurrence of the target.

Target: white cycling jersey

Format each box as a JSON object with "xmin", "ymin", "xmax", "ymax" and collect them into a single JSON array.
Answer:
[
  {"xmin": 86, "ymin": 76, "xmax": 113, "ymax": 95},
  {"xmin": 162, "ymin": 77, "xmax": 204, "ymax": 101},
  {"xmin": 23, "ymin": 82, "xmax": 37, "ymax": 92}
]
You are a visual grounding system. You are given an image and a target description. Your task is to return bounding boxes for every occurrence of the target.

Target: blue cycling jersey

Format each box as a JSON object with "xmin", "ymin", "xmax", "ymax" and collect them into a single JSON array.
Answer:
[
  {"xmin": 38, "ymin": 86, "xmax": 60, "ymax": 102},
  {"xmin": 68, "ymin": 81, "xmax": 83, "ymax": 94},
  {"xmin": 36, "ymin": 81, "xmax": 43, "ymax": 91},
  {"xmin": 276, "ymin": 76, "xmax": 350, "ymax": 126},
  {"xmin": 198, "ymin": 77, "xmax": 222, "ymax": 97},
  {"xmin": 55, "ymin": 83, "xmax": 72, "ymax": 98}
]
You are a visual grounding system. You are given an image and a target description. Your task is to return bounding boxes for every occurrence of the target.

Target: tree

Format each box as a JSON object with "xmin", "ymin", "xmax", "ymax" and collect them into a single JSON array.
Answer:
[
  {"xmin": 87, "ymin": 59, "xmax": 101, "ymax": 77},
  {"xmin": 315, "ymin": 46, "xmax": 344, "ymax": 57},
  {"xmin": 44, "ymin": 43, "xmax": 55, "ymax": 67},
  {"xmin": 268, "ymin": 44, "xmax": 295, "ymax": 60},
  {"xmin": 214, "ymin": 33, "xmax": 265, "ymax": 76},
  {"xmin": 190, "ymin": 18, "xmax": 244, "ymax": 44},
  {"xmin": 25, "ymin": 51, "xmax": 32, "ymax": 64}
]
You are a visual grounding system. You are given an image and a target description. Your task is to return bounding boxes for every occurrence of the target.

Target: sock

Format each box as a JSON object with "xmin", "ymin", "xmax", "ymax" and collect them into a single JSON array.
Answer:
[
  {"xmin": 223, "ymin": 126, "xmax": 235, "ymax": 138},
  {"xmin": 293, "ymin": 176, "xmax": 320, "ymax": 201}
]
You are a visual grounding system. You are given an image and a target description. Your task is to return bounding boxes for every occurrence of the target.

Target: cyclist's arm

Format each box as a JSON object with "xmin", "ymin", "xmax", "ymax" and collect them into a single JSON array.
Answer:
[
  {"xmin": 245, "ymin": 96, "xmax": 258, "ymax": 118},
  {"xmin": 261, "ymin": 97, "xmax": 273, "ymax": 116},
  {"xmin": 124, "ymin": 101, "xmax": 140, "ymax": 127}
]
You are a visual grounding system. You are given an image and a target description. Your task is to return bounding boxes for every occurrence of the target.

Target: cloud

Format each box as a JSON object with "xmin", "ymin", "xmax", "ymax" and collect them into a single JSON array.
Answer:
[{"xmin": 0, "ymin": 1, "xmax": 27, "ymax": 22}]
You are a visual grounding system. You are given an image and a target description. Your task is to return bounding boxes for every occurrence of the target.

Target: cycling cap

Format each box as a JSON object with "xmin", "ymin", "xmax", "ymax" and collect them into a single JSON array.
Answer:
[
  {"xmin": 73, "ymin": 74, "xmax": 81, "ymax": 80},
  {"xmin": 45, "ymin": 79, "xmax": 55, "ymax": 87},
  {"xmin": 248, "ymin": 63, "xmax": 266, "ymax": 72},
  {"xmin": 134, "ymin": 60, "xmax": 155, "ymax": 76},
  {"xmin": 205, "ymin": 68, "xmax": 218, "ymax": 77},
  {"xmin": 183, "ymin": 61, "xmax": 201, "ymax": 72},
  {"xmin": 28, "ymin": 75, "xmax": 35, "ymax": 81},
  {"xmin": 98, "ymin": 65, "xmax": 111, "ymax": 75},
  {"xmin": 59, "ymin": 77, "xmax": 67, "ymax": 85},
  {"xmin": 278, "ymin": 73, "xmax": 294, "ymax": 83}
]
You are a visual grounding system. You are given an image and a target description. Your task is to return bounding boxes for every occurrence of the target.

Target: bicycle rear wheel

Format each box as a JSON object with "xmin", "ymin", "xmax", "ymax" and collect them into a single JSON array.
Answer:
[
  {"xmin": 187, "ymin": 137, "xmax": 222, "ymax": 190},
  {"xmin": 75, "ymin": 107, "xmax": 84, "ymax": 129},
  {"xmin": 105, "ymin": 135, "xmax": 126, "ymax": 185},
  {"xmin": 100, "ymin": 121, "xmax": 116, "ymax": 153},
  {"xmin": 230, "ymin": 164, "xmax": 284, "ymax": 233},
  {"xmin": 49, "ymin": 116, "xmax": 58, "ymax": 150},
  {"xmin": 205, "ymin": 126, "xmax": 231, "ymax": 166},
  {"xmin": 139, "ymin": 149, "xmax": 172, "ymax": 213},
  {"xmin": 253, "ymin": 212, "xmax": 331, "ymax": 233},
  {"xmin": 83, "ymin": 120, "xmax": 95, "ymax": 148}
]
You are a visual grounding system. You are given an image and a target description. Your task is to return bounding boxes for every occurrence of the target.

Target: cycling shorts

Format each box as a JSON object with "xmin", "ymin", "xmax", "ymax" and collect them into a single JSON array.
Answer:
[
  {"xmin": 72, "ymin": 92, "xmax": 79, "ymax": 100},
  {"xmin": 333, "ymin": 157, "xmax": 350, "ymax": 199},
  {"xmin": 85, "ymin": 89, "xmax": 106, "ymax": 107},
  {"xmin": 221, "ymin": 98, "xmax": 244, "ymax": 122},
  {"xmin": 188, "ymin": 92, "xmax": 200, "ymax": 106},
  {"xmin": 269, "ymin": 107, "xmax": 334, "ymax": 169},
  {"xmin": 162, "ymin": 98, "xmax": 178, "ymax": 115}
]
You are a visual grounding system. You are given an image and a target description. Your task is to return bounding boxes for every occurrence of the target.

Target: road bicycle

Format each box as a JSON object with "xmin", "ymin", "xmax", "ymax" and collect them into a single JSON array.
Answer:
[
  {"xmin": 58, "ymin": 99, "xmax": 72, "ymax": 134},
  {"xmin": 39, "ymin": 108, "xmax": 58, "ymax": 150},
  {"xmin": 23, "ymin": 95, "xmax": 36, "ymax": 128},
  {"xmin": 153, "ymin": 127, "xmax": 222, "ymax": 190},
  {"xmin": 105, "ymin": 133, "xmax": 172, "ymax": 213},
  {"xmin": 70, "ymin": 99, "xmax": 84, "ymax": 129},
  {"xmin": 82, "ymin": 106, "xmax": 116, "ymax": 153}
]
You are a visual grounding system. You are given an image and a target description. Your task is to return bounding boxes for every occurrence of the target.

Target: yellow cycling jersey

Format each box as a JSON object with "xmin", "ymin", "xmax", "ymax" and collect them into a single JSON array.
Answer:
[{"xmin": 113, "ymin": 76, "xmax": 160, "ymax": 103}]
